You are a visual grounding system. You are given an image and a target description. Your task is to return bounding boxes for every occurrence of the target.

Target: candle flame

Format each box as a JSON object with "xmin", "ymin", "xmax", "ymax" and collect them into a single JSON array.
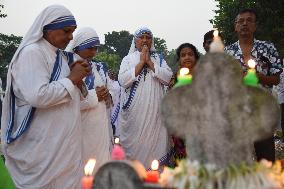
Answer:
[
  {"xmin": 248, "ymin": 59, "xmax": 256, "ymax": 69},
  {"xmin": 213, "ymin": 30, "xmax": 219, "ymax": 38},
  {"xmin": 114, "ymin": 137, "xmax": 120, "ymax": 144},
  {"xmin": 151, "ymin": 160, "xmax": 159, "ymax": 171},
  {"xmin": 84, "ymin": 159, "xmax": 96, "ymax": 176},
  {"xmin": 180, "ymin": 67, "xmax": 190, "ymax": 76}
]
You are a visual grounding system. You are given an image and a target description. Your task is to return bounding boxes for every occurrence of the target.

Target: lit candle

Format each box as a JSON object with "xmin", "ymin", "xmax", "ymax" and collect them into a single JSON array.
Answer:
[
  {"xmin": 174, "ymin": 67, "xmax": 192, "ymax": 88},
  {"xmin": 145, "ymin": 160, "xmax": 159, "ymax": 183},
  {"xmin": 114, "ymin": 137, "xmax": 120, "ymax": 144},
  {"xmin": 82, "ymin": 159, "xmax": 96, "ymax": 189},
  {"xmin": 243, "ymin": 59, "xmax": 259, "ymax": 87},
  {"xmin": 209, "ymin": 30, "xmax": 224, "ymax": 53},
  {"xmin": 111, "ymin": 137, "xmax": 125, "ymax": 160}
]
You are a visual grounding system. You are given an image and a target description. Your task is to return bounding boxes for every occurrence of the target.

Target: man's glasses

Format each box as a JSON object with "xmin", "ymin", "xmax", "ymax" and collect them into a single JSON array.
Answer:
[{"xmin": 235, "ymin": 18, "xmax": 255, "ymax": 25}]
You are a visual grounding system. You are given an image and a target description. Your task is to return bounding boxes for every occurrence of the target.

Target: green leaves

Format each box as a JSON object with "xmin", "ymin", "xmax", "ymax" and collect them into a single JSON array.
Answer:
[
  {"xmin": 0, "ymin": 33, "xmax": 22, "ymax": 85},
  {"xmin": 0, "ymin": 4, "xmax": 7, "ymax": 18},
  {"xmin": 103, "ymin": 30, "xmax": 133, "ymax": 59},
  {"xmin": 94, "ymin": 50, "xmax": 121, "ymax": 73}
]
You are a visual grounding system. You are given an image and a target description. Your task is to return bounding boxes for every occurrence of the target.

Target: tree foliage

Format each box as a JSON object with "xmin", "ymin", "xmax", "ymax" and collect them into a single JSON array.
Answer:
[
  {"xmin": 0, "ymin": 4, "xmax": 7, "ymax": 18},
  {"xmin": 211, "ymin": 0, "xmax": 284, "ymax": 57},
  {"xmin": 94, "ymin": 50, "xmax": 121, "ymax": 73},
  {"xmin": 0, "ymin": 33, "xmax": 22, "ymax": 86},
  {"xmin": 154, "ymin": 37, "xmax": 168, "ymax": 55},
  {"xmin": 103, "ymin": 30, "xmax": 133, "ymax": 59},
  {"xmin": 165, "ymin": 49, "xmax": 178, "ymax": 74}
]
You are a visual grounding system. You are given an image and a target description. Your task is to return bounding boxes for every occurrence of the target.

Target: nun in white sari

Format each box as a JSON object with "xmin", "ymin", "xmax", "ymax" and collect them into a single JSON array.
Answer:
[
  {"xmin": 1, "ymin": 5, "xmax": 90, "ymax": 189},
  {"xmin": 118, "ymin": 27, "xmax": 173, "ymax": 169},
  {"xmin": 66, "ymin": 27, "xmax": 112, "ymax": 173}
]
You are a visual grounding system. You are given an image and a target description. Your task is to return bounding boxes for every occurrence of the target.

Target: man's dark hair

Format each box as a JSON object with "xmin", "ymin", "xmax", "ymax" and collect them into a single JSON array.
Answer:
[
  {"xmin": 176, "ymin": 43, "xmax": 200, "ymax": 62},
  {"xmin": 235, "ymin": 9, "xmax": 257, "ymax": 23},
  {"xmin": 203, "ymin": 30, "xmax": 214, "ymax": 44}
]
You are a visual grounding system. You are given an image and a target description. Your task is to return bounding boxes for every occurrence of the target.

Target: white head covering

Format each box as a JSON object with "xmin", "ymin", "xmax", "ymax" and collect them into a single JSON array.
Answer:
[
  {"xmin": 1, "ymin": 4, "xmax": 76, "ymax": 141},
  {"xmin": 128, "ymin": 26, "xmax": 156, "ymax": 55},
  {"xmin": 66, "ymin": 27, "xmax": 100, "ymax": 53},
  {"xmin": 11, "ymin": 5, "xmax": 76, "ymax": 63}
]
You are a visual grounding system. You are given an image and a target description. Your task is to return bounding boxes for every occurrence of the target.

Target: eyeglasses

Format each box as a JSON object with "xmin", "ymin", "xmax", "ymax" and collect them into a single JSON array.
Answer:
[{"xmin": 235, "ymin": 18, "xmax": 256, "ymax": 25}]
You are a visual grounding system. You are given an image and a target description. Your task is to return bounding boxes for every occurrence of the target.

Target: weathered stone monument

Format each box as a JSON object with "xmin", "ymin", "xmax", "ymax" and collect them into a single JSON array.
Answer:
[
  {"xmin": 161, "ymin": 53, "xmax": 280, "ymax": 167},
  {"xmin": 93, "ymin": 53, "xmax": 281, "ymax": 188}
]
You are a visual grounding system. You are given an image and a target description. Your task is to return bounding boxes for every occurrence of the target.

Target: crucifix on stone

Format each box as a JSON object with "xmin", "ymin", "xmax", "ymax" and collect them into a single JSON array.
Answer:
[{"xmin": 161, "ymin": 53, "xmax": 280, "ymax": 167}]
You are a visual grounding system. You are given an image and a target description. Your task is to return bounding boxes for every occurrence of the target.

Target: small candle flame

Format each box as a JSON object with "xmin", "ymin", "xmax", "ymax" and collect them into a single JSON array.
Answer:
[
  {"xmin": 114, "ymin": 137, "xmax": 120, "ymax": 144},
  {"xmin": 151, "ymin": 160, "xmax": 159, "ymax": 171},
  {"xmin": 180, "ymin": 67, "xmax": 190, "ymax": 76},
  {"xmin": 84, "ymin": 159, "xmax": 96, "ymax": 176},
  {"xmin": 248, "ymin": 59, "xmax": 256, "ymax": 69},
  {"xmin": 213, "ymin": 30, "xmax": 219, "ymax": 38}
]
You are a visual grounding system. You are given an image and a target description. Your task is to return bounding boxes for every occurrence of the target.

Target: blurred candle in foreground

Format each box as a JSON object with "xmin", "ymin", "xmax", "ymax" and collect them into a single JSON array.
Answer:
[
  {"xmin": 243, "ymin": 59, "xmax": 259, "ymax": 87},
  {"xmin": 82, "ymin": 159, "xmax": 96, "ymax": 189},
  {"xmin": 145, "ymin": 160, "xmax": 159, "ymax": 183},
  {"xmin": 111, "ymin": 137, "xmax": 125, "ymax": 160},
  {"xmin": 209, "ymin": 30, "xmax": 224, "ymax": 53},
  {"xmin": 174, "ymin": 67, "xmax": 192, "ymax": 88}
]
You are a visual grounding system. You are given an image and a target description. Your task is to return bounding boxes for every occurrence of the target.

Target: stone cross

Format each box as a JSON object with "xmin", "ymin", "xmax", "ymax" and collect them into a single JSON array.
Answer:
[{"xmin": 161, "ymin": 53, "xmax": 280, "ymax": 167}]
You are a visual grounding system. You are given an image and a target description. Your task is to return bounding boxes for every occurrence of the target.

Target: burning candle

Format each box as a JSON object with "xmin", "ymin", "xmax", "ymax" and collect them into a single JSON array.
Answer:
[
  {"xmin": 209, "ymin": 30, "xmax": 224, "ymax": 53},
  {"xmin": 145, "ymin": 160, "xmax": 159, "ymax": 183},
  {"xmin": 111, "ymin": 137, "xmax": 125, "ymax": 160},
  {"xmin": 114, "ymin": 137, "xmax": 120, "ymax": 144},
  {"xmin": 82, "ymin": 159, "xmax": 96, "ymax": 189},
  {"xmin": 243, "ymin": 59, "xmax": 259, "ymax": 87},
  {"xmin": 174, "ymin": 67, "xmax": 192, "ymax": 88}
]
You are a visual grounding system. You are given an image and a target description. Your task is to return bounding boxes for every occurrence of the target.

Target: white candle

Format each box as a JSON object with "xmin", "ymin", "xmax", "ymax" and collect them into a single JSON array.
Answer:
[
  {"xmin": 114, "ymin": 137, "xmax": 120, "ymax": 144},
  {"xmin": 209, "ymin": 30, "xmax": 224, "ymax": 53},
  {"xmin": 151, "ymin": 160, "xmax": 159, "ymax": 171},
  {"xmin": 248, "ymin": 59, "xmax": 256, "ymax": 69}
]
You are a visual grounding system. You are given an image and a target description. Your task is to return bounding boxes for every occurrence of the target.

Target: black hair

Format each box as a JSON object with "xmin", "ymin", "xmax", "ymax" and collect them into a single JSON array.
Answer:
[
  {"xmin": 176, "ymin": 43, "xmax": 199, "ymax": 62},
  {"xmin": 235, "ymin": 9, "xmax": 257, "ymax": 23},
  {"xmin": 203, "ymin": 30, "xmax": 214, "ymax": 44}
]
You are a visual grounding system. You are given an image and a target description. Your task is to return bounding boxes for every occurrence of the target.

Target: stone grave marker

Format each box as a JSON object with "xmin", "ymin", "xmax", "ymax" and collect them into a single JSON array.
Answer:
[{"xmin": 161, "ymin": 53, "xmax": 280, "ymax": 167}]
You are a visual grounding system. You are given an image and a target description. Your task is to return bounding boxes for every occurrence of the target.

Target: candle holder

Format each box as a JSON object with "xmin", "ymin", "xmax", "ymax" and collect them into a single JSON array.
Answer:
[
  {"xmin": 174, "ymin": 68, "xmax": 192, "ymax": 88},
  {"xmin": 111, "ymin": 137, "xmax": 126, "ymax": 160},
  {"xmin": 243, "ymin": 59, "xmax": 259, "ymax": 87}
]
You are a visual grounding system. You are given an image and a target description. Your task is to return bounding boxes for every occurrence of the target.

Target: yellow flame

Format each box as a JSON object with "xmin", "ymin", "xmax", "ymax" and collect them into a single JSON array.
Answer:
[
  {"xmin": 213, "ymin": 30, "xmax": 219, "ymax": 38},
  {"xmin": 114, "ymin": 137, "xmax": 120, "ymax": 144},
  {"xmin": 248, "ymin": 59, "xmax": 256, "ymax": 69},
  {"xmin": 84, "ymin": 159, "xmax": 96, "ymax": 176},
  {"xmin": 180, "ymin": 68, "xmax": 190, "ymax": 76},
  {"xmin": 151, "ymin": 160, "xmax": 159, "ymax": 171}
]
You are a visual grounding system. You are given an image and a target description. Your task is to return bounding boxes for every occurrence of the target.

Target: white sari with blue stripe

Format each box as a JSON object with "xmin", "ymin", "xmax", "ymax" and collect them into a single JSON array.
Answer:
[
  {"xmin": 118, "ymin": 50, "xmax": 173, "ymax": 169},
  {"xmin": 80, "ymin": 60, "xmax": 113, "ymax": 173},
  {"xmin": 1, "ymin": 39, "xmax": 82, "ymax": 189}
]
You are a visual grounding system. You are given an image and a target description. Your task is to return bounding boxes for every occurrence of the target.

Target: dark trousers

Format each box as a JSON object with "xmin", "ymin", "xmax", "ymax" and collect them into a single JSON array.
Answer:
[
  {"xmin": 254, "ymin": 136, "xmax": 275, "ymax": 162},
  {"xmin": 280, "ymin": 103, "xmax": 284, "ymax": 141}
]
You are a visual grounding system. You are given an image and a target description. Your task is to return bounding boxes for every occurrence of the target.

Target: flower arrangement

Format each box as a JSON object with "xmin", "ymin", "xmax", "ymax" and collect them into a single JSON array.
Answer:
[{"xmin": 159, "ymin": 159, "xmax": 284, "ymax": 189}]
